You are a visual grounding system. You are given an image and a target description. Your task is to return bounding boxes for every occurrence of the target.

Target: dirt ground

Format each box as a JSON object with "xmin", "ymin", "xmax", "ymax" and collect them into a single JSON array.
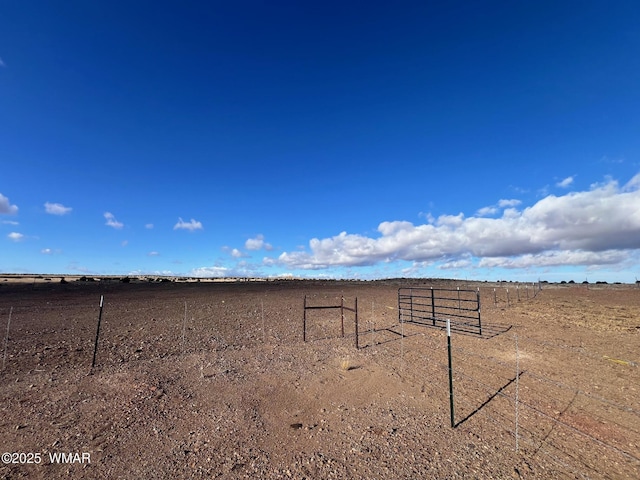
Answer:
[{"xmin": 0, "ymin": 277, "xmax": 638, "ymax": 479}]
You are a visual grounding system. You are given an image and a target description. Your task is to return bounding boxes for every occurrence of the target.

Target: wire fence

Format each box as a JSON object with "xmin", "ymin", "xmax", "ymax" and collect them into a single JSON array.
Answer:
[
  {"xmin": 1, "ymin": 284, "xmax": 638, "ymax": 479},
  {"xmin": 366, "ymin": 333, "xmax": 637, "ymax": 477},
  {"xmin": 357, "ymin": 285, "xmax": 640, "ymax": 480},
  {"xmin": 0, "ymin": 294, "xmax": 303, "ymax": 377},
  {"xmin": 450, "ymin": 334, "xmax": 639, "ymax": 478}
]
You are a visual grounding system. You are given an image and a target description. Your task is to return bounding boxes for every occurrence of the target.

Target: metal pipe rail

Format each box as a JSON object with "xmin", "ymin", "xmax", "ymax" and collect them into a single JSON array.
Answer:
[
  {"xmin": 303, "ymin": 295, "xmax": 358, "ymax": 347},
  {"xmin": 398, "ymin": 287, "xmax": 482, "ymax": 336}
]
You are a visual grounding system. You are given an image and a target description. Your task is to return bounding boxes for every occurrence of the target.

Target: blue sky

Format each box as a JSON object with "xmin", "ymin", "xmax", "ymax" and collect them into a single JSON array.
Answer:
[{"xmin": 1, "ymin": 1, "xmax": 640, "ymax": 282}]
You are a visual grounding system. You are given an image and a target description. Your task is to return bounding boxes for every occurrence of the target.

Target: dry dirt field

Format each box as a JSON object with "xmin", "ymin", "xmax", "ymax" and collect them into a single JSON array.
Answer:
[{"xmin": 0, "ymin": 277, "xmax": 638, "ymax": 479}]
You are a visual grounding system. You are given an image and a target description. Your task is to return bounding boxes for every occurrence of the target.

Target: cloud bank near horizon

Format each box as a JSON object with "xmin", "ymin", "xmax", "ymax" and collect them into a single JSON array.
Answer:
[{"xmin": 276, "ymin": 174, "xmax": 640, "ymax": 271}]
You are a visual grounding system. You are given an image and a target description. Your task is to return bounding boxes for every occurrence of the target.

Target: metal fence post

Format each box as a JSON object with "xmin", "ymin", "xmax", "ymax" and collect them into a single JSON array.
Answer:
[
  {"xmin": 410, "ymin": 288, "xmax": 414, "ymax": 323},
  {"xmin": 341, "ymin": 296, "xmax": 345, "ymax": 338},
  {"xmin": 447, "ymin": 319, "xmax": 455, "ymax": 428},
  {"xmin": 431, "ymin": 287, "xmax": 436, "ymax": 326},
  {"xmin": 515, "ymin": 334, "xmax": 520, "ymax": 451},
  {"xmin": 477, "ymin": 288, "xmax": 482, "ymax": 336},
  {"xmin": 354, "ymin": 297, "xmax": 359, "ymax": 349},
  {"xmin": 91, "ymin": 295, "xmax": 104, "ymax": 372}
]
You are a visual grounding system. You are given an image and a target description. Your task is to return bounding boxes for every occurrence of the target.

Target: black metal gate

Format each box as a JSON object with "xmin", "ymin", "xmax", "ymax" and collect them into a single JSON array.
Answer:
[{"xmin": 398, "ymin": 287, "xmax": 482, "ymax": 335}]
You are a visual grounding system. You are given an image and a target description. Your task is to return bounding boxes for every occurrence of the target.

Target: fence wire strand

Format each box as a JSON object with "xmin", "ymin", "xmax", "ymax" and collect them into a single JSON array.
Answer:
[{"xmin": 2, "ymin": 292, "xmax": 638, "ymax": 479}]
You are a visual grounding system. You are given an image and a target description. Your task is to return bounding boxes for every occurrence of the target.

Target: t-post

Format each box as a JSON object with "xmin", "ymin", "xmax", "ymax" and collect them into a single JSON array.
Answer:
[
  {"xmin": 447, "ymin": 319, "xmax": 455, "ymax": 428},
  {"xmin": 91, "ymin": 295, "xmax": 105, "ymax": 372}
]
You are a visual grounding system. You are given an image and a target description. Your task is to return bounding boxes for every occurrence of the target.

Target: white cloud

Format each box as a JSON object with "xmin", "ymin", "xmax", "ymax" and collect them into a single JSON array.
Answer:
[
  {"xmin": 624, "ymin": 174, "xmax": 640, "ymax": 191},
  {"xmin": 269, "ymin": 272, "xmax": 295, "ymax": 279},
  {"xmin": 231, "ymin": 248, "xmax": 246, "ymax": 258},
  {"xmin": 2, "ymin": 220, "xmax": 19, "ymax": 225},
  {"xmin": 148, "ymin": 251, "xmax": 160, "ymax": 256},
  {"xmin": 245, "ymin": 234, "xmax": 273, "ymax": 251},
  {"xmin": 497, "ymin": 199, "xmax": 521, "ymax": 208},
  {"xmin": 600, "ymin": 155, "xmax": 624, "ymax": 165},
  {"xmin": 556, "ymin": 176, "xmax": 575, "ymax": 188},
  {"xmin": 45, "ymin": 202, "xmax": 72, "ymax": 215},
  {"xmin": 478, "ymin": 250, "xmax": 626, "ymax": 269},
  {"xmin": 145, "ymin": 223, "xmax": 154, "ymax": 229},
  {"xmin": 121, "ymin": 240, "xmax": 129, "ymax": 247},
  {"xmin": 191, "ymin": 262, "xmax": 267, "ymax": 278},
  {"xmin": 104, "ymin": 212, "xmax": 123, "ymax": 229},
  {"xmin": 476, "ymin": 206, "xmax": 497, "ymax": 217},
  {"xmin": 191, "ymin": 266, "xmax": 229, "ymax": 277},
  {"xmin": 174, "ymin": 217, "xmax": 203, "ymax": 231},
  {"xmin": 129, "ymin": 269, "xmax": 174, "ymax": 276},
  {"xmin": 435, "ymin": 213, "xmax": 465, "ymax": 227},
  {"xmin": 478, "ymin": 199, "xmax": 521, "ymax": 216},
  {"xmin": 277, "ymin": 174, "xmax": 640, "ymax": 270},
  {"xmin": 7, "ymin": 232, "xmax": 24, "ymax": 242},
  {"xmin": 41, "ymin": 248, "xmax": 62, "ymax": 255},
  {"xmin": 439, "ymin": 258, "xmax": 473, "ymax": 270},
  {"xmin": 0, "ymin": 194, "xmax": 18, "ymax": 215}
]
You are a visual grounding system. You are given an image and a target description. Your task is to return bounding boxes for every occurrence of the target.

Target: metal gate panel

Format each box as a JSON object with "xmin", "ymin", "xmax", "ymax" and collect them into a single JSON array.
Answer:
[{"xmin": 398, "ymin": 287, "xmax": 482, "ymax": 335}]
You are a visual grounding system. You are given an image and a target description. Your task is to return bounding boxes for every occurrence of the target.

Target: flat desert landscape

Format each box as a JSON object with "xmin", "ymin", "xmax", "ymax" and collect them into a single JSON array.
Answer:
[{"xmin": 0, "ymin": 276, "xmax": 638, "ymax": 479}]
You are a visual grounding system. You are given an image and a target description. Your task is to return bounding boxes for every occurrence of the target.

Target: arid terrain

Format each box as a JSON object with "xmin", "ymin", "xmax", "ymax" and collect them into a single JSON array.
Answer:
[{"xmin": 0, "ymin": 276, "xmax": 638, "ymax": 479}]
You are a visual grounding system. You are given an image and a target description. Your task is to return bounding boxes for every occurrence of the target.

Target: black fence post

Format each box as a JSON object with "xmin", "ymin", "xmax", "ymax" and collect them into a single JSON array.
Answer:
[
  {"xmin": 410, "ymin": 288, "xmax": 413, "ymax": 322},
  {"xmin": 477, "ymin": 288, "xmax": 482, "ymax": 336},
  {"xmin": 303, "ymin": 295, "xmax": 307, "ymax": 342},
  {"xmin": 447, "ymin": 319, "xmax": 455, "ymax": 428},
  {"xmin": 431, "ymin": 287, "xmax": 436, "ymax": 326},
  {"xmin": 341, "ymin": 296, "xmax": 345, "ymax": 338},
  {"xmin": 91, "ymin": 295, "xmax": 104, "ymax": 372}
]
